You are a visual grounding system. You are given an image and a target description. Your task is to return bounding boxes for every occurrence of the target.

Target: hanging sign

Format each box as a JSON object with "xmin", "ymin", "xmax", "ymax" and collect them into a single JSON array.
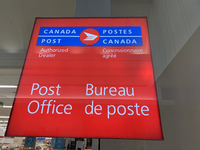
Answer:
[{"xmin": 6, "ymin": 18, "xmax": 163, "ymax": 139}]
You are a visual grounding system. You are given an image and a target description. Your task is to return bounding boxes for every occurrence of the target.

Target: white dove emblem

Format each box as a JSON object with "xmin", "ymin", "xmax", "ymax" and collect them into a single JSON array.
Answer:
[{"xmin": 83, "ymin": 32, "xmax": 98, "ymax": 41}]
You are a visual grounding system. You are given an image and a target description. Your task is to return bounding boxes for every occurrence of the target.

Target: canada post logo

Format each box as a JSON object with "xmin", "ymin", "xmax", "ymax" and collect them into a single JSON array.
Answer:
[
  {"xmin": 37, "ymin": 27, "xmax": 143, "ymax": 46},
  {"xmin": 80, "ymin": 28, "xmax": 100, "ymax": 45}
]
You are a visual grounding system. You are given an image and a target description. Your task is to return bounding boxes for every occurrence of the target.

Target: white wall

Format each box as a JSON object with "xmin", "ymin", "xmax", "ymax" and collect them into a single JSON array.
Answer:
[
  {"xmin": 149, "ymin": 0, "xmax": 200, "ymax": 78},
  {"xmin": 112, "ymin": 0, "xmax": 200, "ymax": 79}
]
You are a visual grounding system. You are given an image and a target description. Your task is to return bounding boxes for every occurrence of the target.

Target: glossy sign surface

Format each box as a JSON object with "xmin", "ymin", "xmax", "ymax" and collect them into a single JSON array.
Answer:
[{"xmin": 6, "ymin": 18, "xmax": 163, "ymax": 139}]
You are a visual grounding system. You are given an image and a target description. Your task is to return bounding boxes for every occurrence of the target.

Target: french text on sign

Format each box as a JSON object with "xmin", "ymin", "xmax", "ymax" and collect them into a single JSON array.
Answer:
[
  {"xmin": 86, "ymin": 84, "xmax": 134, "ymax": 96},
  {"xmin": 84, "ymin": 101, "xmax": 149, "ymax": 119},
  {"xmin": 107, "ymin": 103, "xmax": 149, "ymax": 119}
]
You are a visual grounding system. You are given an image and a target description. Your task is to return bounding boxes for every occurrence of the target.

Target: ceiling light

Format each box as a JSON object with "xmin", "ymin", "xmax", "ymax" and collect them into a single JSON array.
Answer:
[
  {"xmin": 0, "ymin": 124, "xmax": 7, "ymax": 126},
  {"xmin": 3, "ymin": 106, "xmax": 12, "ymax": 108},
  {"xmin": 0, "ymin": 121, "xmax": 8, "ymax": 123},
  {"xmin": 0, "ymin": 122, "xmax": 7, "ymax": 124},
  {"xmin": 0, "ymin": 85, "xmax": 17, "ymax": 88},
  {"xmin": 0, "ymin": 116, "xmax": 9, "ymax": 118}
]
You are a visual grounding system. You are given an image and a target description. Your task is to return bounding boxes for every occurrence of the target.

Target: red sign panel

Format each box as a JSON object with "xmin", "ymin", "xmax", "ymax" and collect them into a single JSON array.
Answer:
[{"xmin": 6, "ymin": 18, "xmax": 163, "ymax": 139}]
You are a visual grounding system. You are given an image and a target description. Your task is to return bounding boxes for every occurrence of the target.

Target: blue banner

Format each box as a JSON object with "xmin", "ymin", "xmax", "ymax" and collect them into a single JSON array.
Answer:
[{"xmin": 37, "ymin": 27, "xmax": 143, "ymax": 46}]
